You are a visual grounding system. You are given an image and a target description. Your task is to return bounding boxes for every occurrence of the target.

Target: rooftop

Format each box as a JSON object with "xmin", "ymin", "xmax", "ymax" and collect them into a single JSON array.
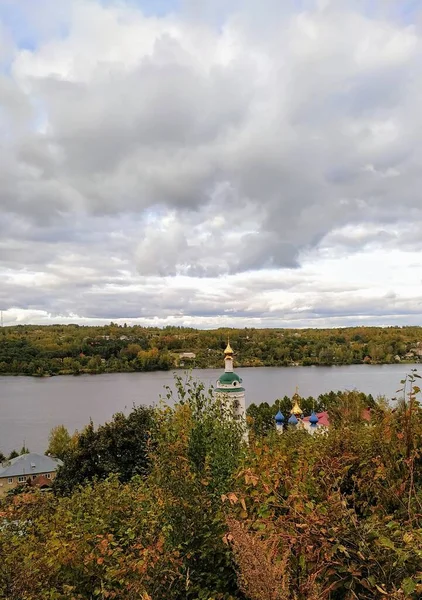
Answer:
[
  {"xmin": 218, "ymin": 371, "xmax": 242, "ymax": 385},
  {"xmin": 302, "ymin": 408, "xmax": 372, "ymax": 428},
  {"xmin": 303, "ymin": 411, "xmax": 330, "ymax": 427},
  {"xmin": 0, "ymin": 453, "xmax": 63, "ymax": 478}
]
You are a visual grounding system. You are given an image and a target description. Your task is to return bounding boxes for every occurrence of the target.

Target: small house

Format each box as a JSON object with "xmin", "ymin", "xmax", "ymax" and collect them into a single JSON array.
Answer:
[{"xmin": 0, "ymin": 453, "xmax": 63, "ymax": 497}]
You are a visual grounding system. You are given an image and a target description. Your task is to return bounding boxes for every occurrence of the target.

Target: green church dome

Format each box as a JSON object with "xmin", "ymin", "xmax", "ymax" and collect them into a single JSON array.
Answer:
[{"xmin": 218, "ymin": 372, "xmax": 242, "ymax": 385}]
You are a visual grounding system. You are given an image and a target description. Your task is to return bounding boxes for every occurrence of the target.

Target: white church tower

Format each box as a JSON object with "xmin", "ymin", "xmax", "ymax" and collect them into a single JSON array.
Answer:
[{"xmin": 215, "ymin": 341, "xmax": 246, "ymax": 429}]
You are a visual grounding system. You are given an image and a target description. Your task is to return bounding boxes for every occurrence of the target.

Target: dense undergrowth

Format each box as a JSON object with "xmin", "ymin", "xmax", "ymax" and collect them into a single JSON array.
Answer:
[{"xmin": 1, "ymin": 374, "xmax": 422, "ymax": 599}]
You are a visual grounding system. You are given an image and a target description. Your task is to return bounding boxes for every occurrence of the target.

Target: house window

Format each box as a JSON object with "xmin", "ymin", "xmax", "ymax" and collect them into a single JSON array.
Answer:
[
  {"xmin": 32, "ymin": 475, "xmax": 37, "ymax": 480},
  {"xmin": 18, "ymin": 476, "xmax": 26, "ymax": 483},
  {"xmin": 8, "ymin": 477, "xmax": 13, "ymax": 484},
  {"xmin": 46, "ymin": 473, "xmax": 51, "ymax": 479}
]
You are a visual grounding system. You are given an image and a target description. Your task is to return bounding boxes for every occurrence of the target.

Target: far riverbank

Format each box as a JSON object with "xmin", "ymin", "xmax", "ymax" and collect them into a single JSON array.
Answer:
[
  {"xmin": 2, "ymin": 324, "xmax": 422, "ymax": 377},
  {"xmin": 1, "ymin": 359, "xmax": 420, "ymax": 378}
]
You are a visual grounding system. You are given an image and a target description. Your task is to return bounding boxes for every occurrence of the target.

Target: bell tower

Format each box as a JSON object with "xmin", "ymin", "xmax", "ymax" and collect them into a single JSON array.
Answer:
[{"xmin": 215, "ymin": 340, "xmax": 247, "ymax": 437}]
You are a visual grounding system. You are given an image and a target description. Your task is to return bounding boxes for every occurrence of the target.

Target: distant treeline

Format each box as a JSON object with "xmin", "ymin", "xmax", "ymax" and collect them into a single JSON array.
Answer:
[{"xmin": 0, "ymin": 323, "xmax": 421, "ymax": 376}]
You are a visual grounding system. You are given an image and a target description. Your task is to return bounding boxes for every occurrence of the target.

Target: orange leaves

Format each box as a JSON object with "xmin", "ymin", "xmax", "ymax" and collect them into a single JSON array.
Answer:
[
  {"xmin": 244, "ymin": 471, "xmax": 259, "ymax": 486},
  {"xmin": 221, "ymin": 407, "xmax": 422, "ymax": 600},
  {"xmin": 222, "ymin": 492, "xmax": 247, "ymax": 513},
  {"xmin": 222, "ymin": 532, "xmax": 234, "ymax": 545},
  {"xmin": 222, "ymin": 492, "xmax": 239, "ymax": 505}
]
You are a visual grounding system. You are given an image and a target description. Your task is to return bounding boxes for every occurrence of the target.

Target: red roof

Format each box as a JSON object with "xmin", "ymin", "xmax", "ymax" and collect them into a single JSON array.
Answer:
[
  {"xmin": 303, "ymin": 408, "xmax": 372, "ymax": 428},
  {"xmin": 28, "ymin": 475, "xmax": 51, "ymax": 489},
  {"xmin": 303, "ymin": 411, "xmax": 330, "ymax": 427}
]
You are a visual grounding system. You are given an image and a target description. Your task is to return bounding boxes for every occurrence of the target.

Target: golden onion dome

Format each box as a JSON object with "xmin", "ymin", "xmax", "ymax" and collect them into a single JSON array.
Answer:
[
  {"xmin": 224, "ymin": 341, "xmax": 234, "ymax": 355},
  {"xmin": 291, "ymin": 387, "xmax": 303, "ymax": 416}
]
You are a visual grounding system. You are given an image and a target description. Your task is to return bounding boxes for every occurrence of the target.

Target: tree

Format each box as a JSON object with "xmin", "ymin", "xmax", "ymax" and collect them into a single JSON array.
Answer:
[
  {"xmin": 327, "ymin": 389, "xmax": 375, "ymax": 427},
  {"xmin": 150, "ymin": 374, "xmax": 246, "ymax": 598},
  {"xmin": 53, "ymin": 405, "xmax": 155, "ymax": 494},
  {"xmin": 120, "ymin": 343, "xmax": 142, "ymax": 360},
  {"xmin": 46, "ymin": 425, "xmax": 71, "ymax": 459}
]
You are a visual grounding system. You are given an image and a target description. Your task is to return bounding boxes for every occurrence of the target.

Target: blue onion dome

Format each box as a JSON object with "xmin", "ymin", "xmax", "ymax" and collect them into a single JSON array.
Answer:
[
  {"xmin": 288, "ymin": 413, "xmax": 298, "ymax": 426},
  {"xmin": 275, "ymin": 410, "xmax": 285, "ymax": 424},
  {"xmin": 309, "ymin": 411, "xmax": 319, "ymax": 425}
]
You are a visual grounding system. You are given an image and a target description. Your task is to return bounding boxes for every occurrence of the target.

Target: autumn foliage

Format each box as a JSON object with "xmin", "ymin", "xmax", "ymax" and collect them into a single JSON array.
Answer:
[
  {"xmin": 1, "ymin": 323, "xmax": 422, "ymax": 375},
  {"xmin": 1, "ymin": 373, "xmax": 422, "ymax": 599},
  {"xmin": 226, "ymin": 373, "xmax": 422, "ymax": 599}
]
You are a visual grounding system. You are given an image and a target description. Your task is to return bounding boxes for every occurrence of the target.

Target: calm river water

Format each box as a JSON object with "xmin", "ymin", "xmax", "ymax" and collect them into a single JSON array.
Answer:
[{"xmin": 0, "ymin": 364, "xmax": 419, "ymax": 454}]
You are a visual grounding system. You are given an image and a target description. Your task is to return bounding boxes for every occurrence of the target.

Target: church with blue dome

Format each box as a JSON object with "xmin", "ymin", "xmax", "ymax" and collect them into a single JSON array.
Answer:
[{"xmin": 274, "ymin": 389, "xmax": 325, "ymax": 435}]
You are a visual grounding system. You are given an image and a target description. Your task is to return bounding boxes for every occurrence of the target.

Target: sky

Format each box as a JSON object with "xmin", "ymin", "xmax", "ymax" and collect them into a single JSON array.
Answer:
[{"xmin": 1, "ymin": 0, "xmax": 422, "ymax": 329}]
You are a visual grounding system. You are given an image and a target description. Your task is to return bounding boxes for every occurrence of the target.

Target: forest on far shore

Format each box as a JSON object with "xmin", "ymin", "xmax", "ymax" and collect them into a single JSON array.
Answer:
[{"xmin": 1, "ymin": 324, "xmax": 421, "ymax": 376}]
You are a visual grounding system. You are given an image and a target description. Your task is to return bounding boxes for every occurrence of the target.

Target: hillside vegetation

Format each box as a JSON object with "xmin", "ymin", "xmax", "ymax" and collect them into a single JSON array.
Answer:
[{"xmin": 1, "ymin": 324, "xmax": 422, "ymax": 376}]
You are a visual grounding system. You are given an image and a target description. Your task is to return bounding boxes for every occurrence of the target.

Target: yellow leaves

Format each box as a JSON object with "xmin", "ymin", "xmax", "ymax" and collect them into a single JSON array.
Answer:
[
  {"xmin": 374, "ymin": 463, "xmax": 387, "ymax": 481},
  {"xmin": 403, "ymin": 532, "xmax": 413, "ymax": 544},
  {"xmin": 377, "ymin": 536, "xmax": 395, "ymax": 551},
  {"xmin": 222, "ymin": 493, "xmax": 248, "ymax": 517},
  {"xmin": 243, "ymin": 471, "xmax": 259, "ymax": 486}
]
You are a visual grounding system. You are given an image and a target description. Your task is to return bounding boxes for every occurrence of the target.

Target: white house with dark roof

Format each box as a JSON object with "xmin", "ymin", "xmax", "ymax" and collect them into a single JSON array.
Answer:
[{"xmin": 0, "ymin": 453, "xmax": 63, "ymax": 497}]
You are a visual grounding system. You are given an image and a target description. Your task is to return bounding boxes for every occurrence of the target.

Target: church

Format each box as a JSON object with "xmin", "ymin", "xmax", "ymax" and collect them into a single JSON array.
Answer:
[
  {"xmin": 215, "ymin": 341, "xmax": 247, "ymax": 430},
  {"xmin": 214, "ymin": 341, "xmax": 329, "ymax": 437},
  {"xmin": 274, "ymin": 389, "xmax": 327, "ymax": 435},
  {"xmin": 213, "ymin": 341, "xmax": 369, "ymax": 437}
]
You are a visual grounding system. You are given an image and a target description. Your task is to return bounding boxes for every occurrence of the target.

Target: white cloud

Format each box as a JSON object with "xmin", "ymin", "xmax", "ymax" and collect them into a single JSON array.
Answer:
[{"xmin": 1, "ymin": 0, "xmax": 422, "ymax": 327}]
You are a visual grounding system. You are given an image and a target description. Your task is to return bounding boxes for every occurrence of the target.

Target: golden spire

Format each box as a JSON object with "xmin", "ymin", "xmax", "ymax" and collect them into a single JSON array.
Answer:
[
  {"xmin": 224, "ymin": 338, "xmax": 234, "ymax": 355},
  {"xmin": 291, "ymin": 386, "xmax": 302, "ymax": 416}
]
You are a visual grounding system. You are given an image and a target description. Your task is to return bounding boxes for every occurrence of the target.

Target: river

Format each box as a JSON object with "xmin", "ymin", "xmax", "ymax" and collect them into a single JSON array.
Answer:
[{"xmin": 0, "ymin": 364, "xmax": 419, "ymax": 455}]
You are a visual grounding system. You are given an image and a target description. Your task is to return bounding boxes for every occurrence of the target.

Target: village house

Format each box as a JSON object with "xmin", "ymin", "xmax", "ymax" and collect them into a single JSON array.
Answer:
[
  {"xmin": 177, "ymin": 352, "xmax": 196, "ymax": 367},
  {"xmin": 0, "ymin": 453, "xmax": 63, "ymax": 497}
]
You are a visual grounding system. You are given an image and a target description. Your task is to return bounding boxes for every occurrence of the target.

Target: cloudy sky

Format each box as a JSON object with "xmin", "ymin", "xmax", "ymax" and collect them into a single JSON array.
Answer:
[{"xmin": 1, "ymin": 0, "xmax": 422, "ymax": 329}]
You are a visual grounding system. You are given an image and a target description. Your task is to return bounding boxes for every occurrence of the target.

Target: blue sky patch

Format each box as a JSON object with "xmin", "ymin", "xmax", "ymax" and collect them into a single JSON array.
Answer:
[
  {"xmin": 100, "ymin": 0, "xmax": 181, "ymax": 17},
  {"xmin": 0, "ymin": 2, "xmax": 38, "ymax": 50}
]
